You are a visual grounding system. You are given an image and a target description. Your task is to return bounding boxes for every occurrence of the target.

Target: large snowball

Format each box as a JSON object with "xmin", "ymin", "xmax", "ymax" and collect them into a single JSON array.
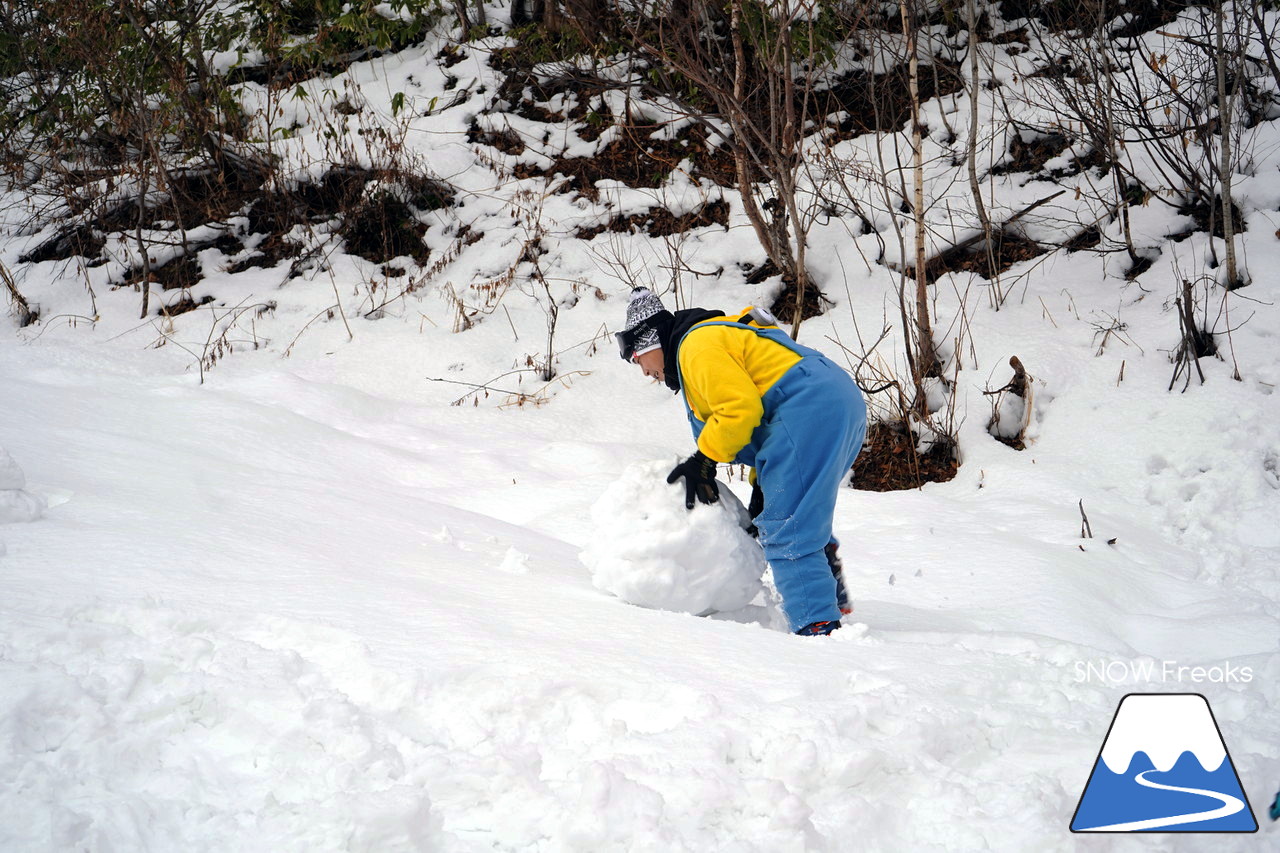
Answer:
[{"xmin": 583, "ymin": 460, "xmax": 767, "ymax": 615}]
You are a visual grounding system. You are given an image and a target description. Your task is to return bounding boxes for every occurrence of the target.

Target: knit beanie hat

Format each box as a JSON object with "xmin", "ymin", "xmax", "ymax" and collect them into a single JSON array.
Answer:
[{"xmin": 622, "ymin": 288, "xmax": 668, "ymax": 357}]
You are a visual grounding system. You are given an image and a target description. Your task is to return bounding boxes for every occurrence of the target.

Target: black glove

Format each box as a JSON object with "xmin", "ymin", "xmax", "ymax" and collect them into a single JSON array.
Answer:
[
  {"xmin": 667, "ymin": 451, "xmax": 720, "ymax": 509},
  {"xmin": 745, "ymin": 480, "xmax": 765, "ymax": 538}
]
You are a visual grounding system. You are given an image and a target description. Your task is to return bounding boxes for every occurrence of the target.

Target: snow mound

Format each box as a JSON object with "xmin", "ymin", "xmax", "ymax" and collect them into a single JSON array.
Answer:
[
  {"xmin": 583, "ymin": 460, "xmax": 766, "ymax": 615},
  {"xmin": 0, "ymin": 446, "xmax": 44, "ymax": 523},
  {"xmin": 0, "ymin": 445, "xmax": 25, "ymax": 489}
]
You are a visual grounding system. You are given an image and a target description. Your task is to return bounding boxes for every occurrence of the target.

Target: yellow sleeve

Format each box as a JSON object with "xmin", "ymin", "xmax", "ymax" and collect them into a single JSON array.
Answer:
[{"xmin": 678, "ymin": 327, "xmax": 764, "ymax": 463}]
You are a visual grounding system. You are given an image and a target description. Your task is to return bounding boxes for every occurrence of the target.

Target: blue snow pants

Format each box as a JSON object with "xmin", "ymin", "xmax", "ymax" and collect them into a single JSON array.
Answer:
[{"xmin": 681, "ymin": 323, "xmax": 868, "ymax": 631}]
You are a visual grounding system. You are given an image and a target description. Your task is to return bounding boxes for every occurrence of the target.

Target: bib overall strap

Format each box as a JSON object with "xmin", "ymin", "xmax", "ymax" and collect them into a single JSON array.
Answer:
[{"xmin": 674, "ymin": 320, "xmax": 825, "ymax": 423}]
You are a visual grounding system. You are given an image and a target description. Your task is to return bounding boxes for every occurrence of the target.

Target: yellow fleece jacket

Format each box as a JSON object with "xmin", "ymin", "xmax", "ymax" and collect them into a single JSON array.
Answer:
[{"xmin": 678, "ymin": 309, "xmax": 802, "ymax": 463}]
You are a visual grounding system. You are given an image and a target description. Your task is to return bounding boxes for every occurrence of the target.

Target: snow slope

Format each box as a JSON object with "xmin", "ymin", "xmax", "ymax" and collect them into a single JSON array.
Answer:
[{"xmin": 2, "ymin": 305, "xmax": 1278, "ymax": 851}]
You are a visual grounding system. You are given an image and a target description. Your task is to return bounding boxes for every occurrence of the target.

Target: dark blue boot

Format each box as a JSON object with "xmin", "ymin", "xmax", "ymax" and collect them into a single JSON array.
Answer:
[
  {"xmin": 826, "ymin": 543, "xmax": 852, "ymax": 615},
  {"xmin": 796, "ymin": 620, "xmax": 842, "ymax": 636}
]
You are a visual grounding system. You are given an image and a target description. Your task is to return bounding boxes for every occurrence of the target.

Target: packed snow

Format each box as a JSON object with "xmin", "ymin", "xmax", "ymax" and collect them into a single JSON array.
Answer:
[
  {"xmin": 3, "ymin": 5, "xmax": 1280, "ymax": 852},
  {"xmin": 583, "ymin": 460, "xmax": 768, "ymax": 617}
]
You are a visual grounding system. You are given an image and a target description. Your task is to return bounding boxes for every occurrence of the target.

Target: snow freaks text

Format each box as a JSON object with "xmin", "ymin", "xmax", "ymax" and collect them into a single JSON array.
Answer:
[{"xmin": 1074, "ymin": 660, "xmax": 1255, "ymax": 685}]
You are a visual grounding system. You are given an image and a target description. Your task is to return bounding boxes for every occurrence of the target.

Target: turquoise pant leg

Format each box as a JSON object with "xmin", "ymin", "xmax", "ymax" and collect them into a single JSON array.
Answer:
[{"xmin": 754, "ymin": 358, "xmax": 867, "ymax": 632}]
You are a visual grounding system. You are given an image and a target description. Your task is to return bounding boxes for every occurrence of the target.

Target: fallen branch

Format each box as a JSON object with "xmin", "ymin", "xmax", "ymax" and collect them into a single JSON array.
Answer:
[{"xmin": 0, "ymin": 261, "xmax": 37, "ymax": 327}]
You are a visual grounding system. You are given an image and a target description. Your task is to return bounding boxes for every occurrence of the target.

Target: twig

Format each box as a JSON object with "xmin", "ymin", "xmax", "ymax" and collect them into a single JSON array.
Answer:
[
  {"xmin": 327, "ymin": 269, "xmax": 354, "ymax": 343},
  {"xmin": 427, "ymin": 367, "xmax": 548, "ymax": 400},
  {"xmin": 823, "ymin": 333, "xmax": 898, "ymax": 394},
  {"xmin": 149, "ymin": 320, "xmax": 205, "ymax": 382},
  {"xmin": 284, "ymin": 304, "xmax": 341, "ymax": 358},
  {"xmin": 1079, "ymin": 500, "xmax": 1094, "ymax": 539},
  {"xmin": 1038, "ymin": 296, "xmax": 1058, "ymax": 328},
  {"xmin": 24, "ymin": 313, "xmax": 99, "ymax": 341},
  {"xmin": 503, "ymin": 304, "xmax": 519, "ymax": 341},
  {"xmin": 496, "ymin": 370, "xmax": 593, "ymax": 408}
]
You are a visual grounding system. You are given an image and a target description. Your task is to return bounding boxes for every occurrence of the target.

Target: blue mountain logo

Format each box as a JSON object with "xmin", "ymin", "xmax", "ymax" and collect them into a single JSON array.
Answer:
[{"xmin": 1072, "ymin": 693, "xmax": 1257, "ymax": 833}]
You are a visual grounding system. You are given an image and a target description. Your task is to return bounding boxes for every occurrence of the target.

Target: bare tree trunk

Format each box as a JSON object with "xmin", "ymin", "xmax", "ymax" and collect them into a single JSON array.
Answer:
[
  {"xmin": 453, "ymin": 0, "xmax": 472, "ymax": 31},
  {"xmin": 901, "ymin": 0, "xmax": 936, "ymax": 391},
  {"xmin": 1214, "ymin": 0, "xmax": 1240, "ymax": 287},
  {"xmin": 965, "ymin": 0, "xmax": 997, "ymax": 305},
  {"xmin": 864, "ymin": 50, "xmax": 923, "ymax": 394},
  {"xmin": 1094, "ymin": 0, "xmax": 1138, "ymax": 265},
  {"xmin": 728, "ymin": 0, "xmax": 785, "ymax": 276},
  {"xmin": 134, "ymin": 147, "xmax": 155, "ymax": 320},
  {"xmin": 136, "ymin": 218, "xmax": 152, "ymax": 320},
  {"xmin": 1249, "ymin": 0, "xmax": 1280, "ymax": 89},
  {"xmin": 779, "ymin": 2, "xmax": 810, "ymax": 337}
]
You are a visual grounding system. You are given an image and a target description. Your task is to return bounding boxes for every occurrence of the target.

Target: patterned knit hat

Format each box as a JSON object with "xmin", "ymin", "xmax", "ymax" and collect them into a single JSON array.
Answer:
[{"xmin": 617, "ymin": 288, "xmax": 668, "ymax": 360}]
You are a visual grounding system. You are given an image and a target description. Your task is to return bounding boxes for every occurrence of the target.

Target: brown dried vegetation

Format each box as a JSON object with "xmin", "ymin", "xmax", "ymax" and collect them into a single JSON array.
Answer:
[
  {"xmin": 513, "ymin": 123, "xmax": 738, "ymax": 198},
  {"xmin": 920, "ymin": 231, "xmax": 1047, "ymax": 280},
  {"xmin": 576, "ymin": 199, "xmax": 729, "ymax": 239},
  {"xmin": 851, "ymin": 422, "xmax": 958, "ymax": 491},
  {"xmin": 815, "ymin": 60, "xmax": 965, "ymax": 140}
]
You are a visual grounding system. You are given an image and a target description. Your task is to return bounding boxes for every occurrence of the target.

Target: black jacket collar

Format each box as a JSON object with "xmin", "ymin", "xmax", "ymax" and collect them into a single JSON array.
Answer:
[{"xmin": 658, "ymin": 307, "xmax": 724, "ymax": 392}]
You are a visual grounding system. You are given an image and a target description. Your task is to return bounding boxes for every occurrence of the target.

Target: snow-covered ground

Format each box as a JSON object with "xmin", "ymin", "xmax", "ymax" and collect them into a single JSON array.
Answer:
[
  {"xmin": 4, "ymin": 8, "xmax": 1280, "ymax": 851},
  {"xmin": 3, "ymin": 271, "xmax": 1278, "ymax": 850}
]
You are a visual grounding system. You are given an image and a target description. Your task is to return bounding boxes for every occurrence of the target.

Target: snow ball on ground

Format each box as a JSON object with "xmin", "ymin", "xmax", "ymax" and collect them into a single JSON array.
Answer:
[
  {"xmin": 498, "ymin": 546, "xmax": 531, "ymax": 574},
  {"xmin": 0, "ymin": 446, "xmax": 44, "ymax": 524},
  {"xmin": 582, "ymin": 459, "xmax": 766, "ymax": 615},
  {"xmin": 0, "ymin": 446, "xmax": 25, "ymax": 490}
]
